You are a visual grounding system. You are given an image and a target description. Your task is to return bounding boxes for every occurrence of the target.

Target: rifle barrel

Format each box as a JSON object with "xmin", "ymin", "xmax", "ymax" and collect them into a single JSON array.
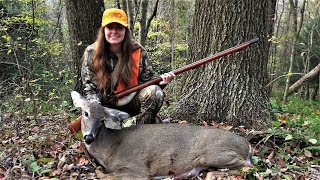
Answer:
[{"xmin": 115, "ymin": 38, "xmax": 259, "ymax": 98}]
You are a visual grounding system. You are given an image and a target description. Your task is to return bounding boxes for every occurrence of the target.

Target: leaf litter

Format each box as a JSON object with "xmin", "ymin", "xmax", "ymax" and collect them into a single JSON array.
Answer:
[{"xmin": 0, "ymin": 113, "xmax": 319, "ymax": 179}]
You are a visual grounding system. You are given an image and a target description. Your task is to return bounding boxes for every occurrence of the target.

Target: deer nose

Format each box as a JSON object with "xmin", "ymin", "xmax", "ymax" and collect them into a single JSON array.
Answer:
[{"xmin": 84, "ymin": 134, "xmax": 95, "ymax": 144}]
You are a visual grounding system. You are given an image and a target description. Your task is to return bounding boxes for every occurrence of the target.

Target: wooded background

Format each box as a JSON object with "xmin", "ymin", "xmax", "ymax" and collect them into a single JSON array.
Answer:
[
  {"xmin": 0, "ymin": 0, "xmax": 319, "ymax": 130},
  {"xmin": 1, "ymin": 1, "xmax": 320, "ymax": 179}
]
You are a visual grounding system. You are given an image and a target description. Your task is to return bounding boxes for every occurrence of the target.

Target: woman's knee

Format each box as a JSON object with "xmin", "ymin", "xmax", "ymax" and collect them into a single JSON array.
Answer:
[{"xmin": 139, "ymin": 85, "xmax": 164, "ymax": 104}]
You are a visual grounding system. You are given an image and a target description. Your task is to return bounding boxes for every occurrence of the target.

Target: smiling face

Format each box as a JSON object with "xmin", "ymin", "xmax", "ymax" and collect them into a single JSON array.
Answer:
[{"xmin": 104, "ymin": 22, "xmax": 126, "ymax": 46}]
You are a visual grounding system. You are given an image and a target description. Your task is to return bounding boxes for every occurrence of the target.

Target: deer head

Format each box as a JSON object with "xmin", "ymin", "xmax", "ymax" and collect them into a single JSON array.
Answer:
[{"xmin": 71, "ymin": 91, "xmax": 129, "ymax": 144}]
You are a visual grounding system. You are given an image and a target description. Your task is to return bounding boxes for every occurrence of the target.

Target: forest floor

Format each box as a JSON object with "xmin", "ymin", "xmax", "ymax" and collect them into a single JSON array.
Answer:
[{"xmin": 0, "ymin": 111, "xmax": 319, "ymax": 180}]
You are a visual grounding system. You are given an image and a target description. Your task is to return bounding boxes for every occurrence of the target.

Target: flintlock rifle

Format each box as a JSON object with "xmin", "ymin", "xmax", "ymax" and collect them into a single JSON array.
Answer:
[{"xmin": 115, "ymin": 37, "xmax": 259, "ymax": 99}]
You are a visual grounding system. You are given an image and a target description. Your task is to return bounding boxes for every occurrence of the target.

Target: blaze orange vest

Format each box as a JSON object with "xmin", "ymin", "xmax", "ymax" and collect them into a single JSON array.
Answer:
[{"xmin": 114, "ymin": 48, "xmax": 141, "ymax": 94}]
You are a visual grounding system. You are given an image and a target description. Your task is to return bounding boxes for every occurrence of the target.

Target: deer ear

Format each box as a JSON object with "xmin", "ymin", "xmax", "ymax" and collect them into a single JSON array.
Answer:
[
  {"xmin": 71, "ymin": 91, "xmax": 87, "ymax": 108},
  {"xmin": 103, "ymin": 108, "xmax": 130, "ymax": 130},
  {"xmin": 116, "ymin": 111, "xmax": 130, "ymax": 121},
  {"xmin": 104, "ymin": 108, "xmax": 130, "ymax": 121}
]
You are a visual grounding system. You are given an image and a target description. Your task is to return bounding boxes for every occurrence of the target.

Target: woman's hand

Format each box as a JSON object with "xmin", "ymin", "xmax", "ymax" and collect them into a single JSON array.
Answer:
[{"xmin": 159, "ymin": 72, "xmax": 175, "ymax": 85}]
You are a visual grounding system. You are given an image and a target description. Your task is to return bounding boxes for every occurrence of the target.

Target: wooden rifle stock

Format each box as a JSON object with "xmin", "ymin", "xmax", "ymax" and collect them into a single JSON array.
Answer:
[{"xmin": 115, "ymin": 38, "xmax": 259, "ymax": 99}]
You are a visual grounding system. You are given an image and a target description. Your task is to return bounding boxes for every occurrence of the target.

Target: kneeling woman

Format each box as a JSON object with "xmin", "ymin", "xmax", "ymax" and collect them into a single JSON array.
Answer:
[{"xmin": 80, "ymin": 8, "xmax": 174, "ymax": 126}]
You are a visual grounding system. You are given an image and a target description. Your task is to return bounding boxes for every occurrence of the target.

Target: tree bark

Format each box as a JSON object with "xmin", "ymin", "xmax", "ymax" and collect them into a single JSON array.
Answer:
[
  {"xmin": 138, "ymin": 0, "xmax": 159, "ymax": 46},
  {"xmin": 120, "ymin": 0, "xmax": 127, "ymax": 11},
  {"xmin": 115, "ymin": 0, "xmax": 121, "ymax": 9},
  {"xmin": 139, "ymin": 0, "xmax": 148, "ymax": 46},
  {"xmin": 318, "ymin": 74, "xmax": 320, "ymax": 100},
  {"xmin": 170, "ymin": 0, "xmax": 176, "ymax": 94},
  {"xmin": 172, "ymin": 0, "xmax": 277, "ymax": 130},
  {"xmin": 126, "ymin": 0, "xmax": 135, "ymax": 34},
  {"xmin": 288, "ymin": 63, "xmax": 320, "ymax": 96},
  {"xmin": 65, "ymin": 0, "xmax": 104, "ymax": 93}
]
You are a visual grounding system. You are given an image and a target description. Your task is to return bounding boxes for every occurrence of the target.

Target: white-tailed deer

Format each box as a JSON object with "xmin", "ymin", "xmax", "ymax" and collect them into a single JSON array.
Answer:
[{"xmin": 71, "ymin": 91, "xmax": 252, "ymax": 179}]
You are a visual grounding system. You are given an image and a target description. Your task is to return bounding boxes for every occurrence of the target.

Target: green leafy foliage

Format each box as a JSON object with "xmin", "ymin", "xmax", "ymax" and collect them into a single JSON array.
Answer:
[
  {"xmin": 0, "ymin": 0, "xmax": 74, "ymax": 116},
  {"xmin": 243, "ymin": 95, "xmax": 320, "ymax": 179},
  {"xmin": 270, "ymin": 96, "xmax": 320, "ymax": 148},
  {"xmin": 145, "ymin": 18, "xmax": 188, "ymax": 75},
  {"xmin": 259, "ymin": 96, "xmax": 320, "ymax": 173}
]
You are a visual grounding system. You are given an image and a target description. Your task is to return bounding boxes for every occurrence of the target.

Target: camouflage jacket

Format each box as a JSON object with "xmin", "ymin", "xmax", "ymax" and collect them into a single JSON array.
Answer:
[{"xmin": 81, "ymin": 41, "xmax": 155, "ymax": 104}]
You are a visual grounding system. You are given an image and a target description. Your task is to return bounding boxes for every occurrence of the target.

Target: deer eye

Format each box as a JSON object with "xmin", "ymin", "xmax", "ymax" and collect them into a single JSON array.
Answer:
[{"xmin": 84, "ymin": 112, "xmax": 89, "ymax": 117}]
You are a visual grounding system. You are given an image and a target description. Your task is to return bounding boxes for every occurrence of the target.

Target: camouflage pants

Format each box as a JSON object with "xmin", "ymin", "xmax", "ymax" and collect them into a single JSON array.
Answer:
[{"xmin": 116, "ymin": 85, "xmax": 164, "ymax": 124}]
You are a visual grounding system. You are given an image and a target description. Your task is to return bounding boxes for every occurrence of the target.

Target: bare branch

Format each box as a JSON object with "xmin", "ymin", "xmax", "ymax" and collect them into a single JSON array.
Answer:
[
  {"xmin": 288, "ymin": 63, "xmax": 320, "ymax": 96},
  {"xmin": 146, "ymin": 0, "xmax": 159, "ymax": 33}
]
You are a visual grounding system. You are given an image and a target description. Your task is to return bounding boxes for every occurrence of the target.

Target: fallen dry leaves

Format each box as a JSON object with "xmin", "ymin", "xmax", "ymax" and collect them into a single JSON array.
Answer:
[
  {"xmin": 0, "ymin": 113, "xmax": 319, "ymax": 179},
  {"xmin": 0, "ymin": 112, "xmax": 102, "ymax": 179}
]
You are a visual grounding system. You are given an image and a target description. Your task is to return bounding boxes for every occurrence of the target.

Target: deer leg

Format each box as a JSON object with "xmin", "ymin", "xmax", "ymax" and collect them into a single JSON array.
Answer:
[{"xmin": 205, "ymin": 151, "xmax": 248, "ymax": 169}]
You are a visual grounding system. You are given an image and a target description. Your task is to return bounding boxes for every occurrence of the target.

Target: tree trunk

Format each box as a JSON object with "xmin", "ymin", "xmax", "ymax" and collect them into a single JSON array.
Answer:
[
  {"xmin": 125, "ymin": 0, "xmax": 135, "ymax": 34},
  {"xmin": 318, "ymin": 74, "xmax": 320, "ymax": 100},
  {"xmin": 121, "ymin": 0, "xmax": 127, "ymax": 11},
  {"xmin": 65, "ymin": 0, "xmax": 104, "ymax": 93},
  {"xmin": 115, "ymin": 0, "xmax": 121, "ymax": 8},
  {"xmin": 138, "ymin": 0, "xmax": 159, "ymax": 46},
  {"xmin": 172, "ymin": 0, "xmax": 276, "ymax": 130},
  {"xmin": 170, "ymin": 0, "xmax": 176, "ymax": 94},
  {"xmin": 283, "ymin": 0, "xmax": 306, "ymax": 102},
  {"xmin": 139, "ymin": 0, "xmax": 148, "ymax": 46}
]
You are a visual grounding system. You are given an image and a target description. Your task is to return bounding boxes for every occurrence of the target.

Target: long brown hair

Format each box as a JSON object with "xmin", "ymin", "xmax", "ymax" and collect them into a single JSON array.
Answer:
[{"xmin": 93, "ymin": 26, "xmax": 133, "ymax": 96}]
